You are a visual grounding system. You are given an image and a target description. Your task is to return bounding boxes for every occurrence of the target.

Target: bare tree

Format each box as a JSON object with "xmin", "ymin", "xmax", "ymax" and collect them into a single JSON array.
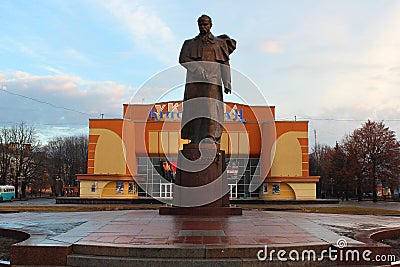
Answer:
[
  {"xmin": 9, "ymin": 123, "xmax": 41, "ymax": 198},
  {"xmin": 0, "ymin": 127, "xmax": 12, "ymax": 185},
  {"xmin": 28, "ymin": 150, "xmax": 51, "ymax": 196},
  {"xmin": 0, "ymin": 122, "xmax": 42, "ymax": 198},
  {"xmin": 309, "ymin": 143, "xmax": 332, "ymax": 197},
  {"xmin": 45, "ymin": 135, "xmax": 88, "ymax": 195},
  {"xmin": 1, "ymin": 124, "xmax": 89, "ymax": 197}
]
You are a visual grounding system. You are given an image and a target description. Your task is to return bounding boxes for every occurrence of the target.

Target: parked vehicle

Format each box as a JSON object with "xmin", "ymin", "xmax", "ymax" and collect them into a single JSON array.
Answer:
[{"xmin": 0, "ymin": 185, "xmax": 16, "ymax": 201}]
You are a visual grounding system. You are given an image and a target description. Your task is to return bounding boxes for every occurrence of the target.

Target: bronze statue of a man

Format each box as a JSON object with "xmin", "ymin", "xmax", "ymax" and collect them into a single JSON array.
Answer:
[{"xmin": 179, "ymin": 15, "xmax": 236, "ymax": 144}]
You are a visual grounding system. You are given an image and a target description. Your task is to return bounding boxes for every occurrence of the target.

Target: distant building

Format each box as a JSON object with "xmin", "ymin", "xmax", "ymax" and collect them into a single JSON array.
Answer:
[{"xmin": 77, "ymin": 102, "xmax": 319, "ymax": 201}]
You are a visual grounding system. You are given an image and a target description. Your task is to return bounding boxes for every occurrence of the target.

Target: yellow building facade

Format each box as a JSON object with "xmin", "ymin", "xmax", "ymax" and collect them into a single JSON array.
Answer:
[{"xmin": 77, "ymin": 102, "xmax": 319, "ymax": 201}]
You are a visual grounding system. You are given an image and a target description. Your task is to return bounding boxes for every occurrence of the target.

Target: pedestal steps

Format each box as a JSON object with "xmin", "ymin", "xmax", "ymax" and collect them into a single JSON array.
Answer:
[{"xmin": 66, "ymin": 243, "xmax": 337, "ymax": 267}]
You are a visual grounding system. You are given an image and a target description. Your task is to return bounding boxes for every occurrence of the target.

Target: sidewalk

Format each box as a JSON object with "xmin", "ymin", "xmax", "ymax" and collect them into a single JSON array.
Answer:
[{"xmin": 1, "ymin": 209, "xmax": 400, "ymax": 265}]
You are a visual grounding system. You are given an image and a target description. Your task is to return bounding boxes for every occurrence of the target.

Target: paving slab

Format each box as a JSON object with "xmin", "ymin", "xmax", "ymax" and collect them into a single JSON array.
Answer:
[{"xmin": 1, "ymin": 209, "xmax": 400, "ymax": 265}]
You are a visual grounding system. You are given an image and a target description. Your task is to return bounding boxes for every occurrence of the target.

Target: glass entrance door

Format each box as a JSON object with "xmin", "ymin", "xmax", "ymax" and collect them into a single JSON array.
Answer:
[
  {"xmin": 229, "ymin": 184, "xmax": 238, "ymax": 198},
  {"xmin": 160, "ymin": 182, "xmax": 173, "ymax": 199}
]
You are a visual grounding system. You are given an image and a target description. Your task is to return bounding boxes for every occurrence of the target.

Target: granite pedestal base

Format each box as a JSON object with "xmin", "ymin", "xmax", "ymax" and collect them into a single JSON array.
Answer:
[
  {"xmin": 159, "ymin": 143, "xmax": 242, "ymax": 216},
  {"xmin": 159, "ymin": 206, "xmax": 242, "ymax": 216}
]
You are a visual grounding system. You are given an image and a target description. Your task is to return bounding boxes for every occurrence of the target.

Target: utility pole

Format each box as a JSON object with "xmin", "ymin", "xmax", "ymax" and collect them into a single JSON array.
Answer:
[
  {"xmin": 314, "ymin": 129, "xmax": 317, "ymax": 152},
  {"xmin": 314, "ymin": 129, "xmax": 320, "ymax": 197},
  {"xmin": 314, "ymin": 129, "xmax": 318, "ymax": 164}
]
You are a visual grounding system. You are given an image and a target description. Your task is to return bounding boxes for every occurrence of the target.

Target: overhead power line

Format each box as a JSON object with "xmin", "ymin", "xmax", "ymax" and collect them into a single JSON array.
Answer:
[
  {"xmin": 291, "ymin": 117, "xmax": 400, "ymax": 122},
  {"xmin": 0, "ymin": 86, "xmax": 100, "ymax": 118},
  {"xmin": 1, "ymin": 84, "xmax": 399, "ymax": 123}
]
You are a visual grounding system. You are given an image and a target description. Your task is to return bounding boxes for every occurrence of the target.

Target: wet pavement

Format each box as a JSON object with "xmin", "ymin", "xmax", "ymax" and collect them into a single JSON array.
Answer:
[
  {"xmin": 1, "ymin": 199, "xmax": 400, "ymax": 247},
  {"xmin": 0, "ymin": 236, "xmax": 20, "ymax": 261},
  {"xmin": 1, "ymin": 209, "xmax": 400, "ymax": 248},
  {"xmin": 1, "ymin": 200, "xmax": 400, "ymax": 265},
  {"xmin": 4, "ymin": 197, "xmax": 400, "ymax": 210}
]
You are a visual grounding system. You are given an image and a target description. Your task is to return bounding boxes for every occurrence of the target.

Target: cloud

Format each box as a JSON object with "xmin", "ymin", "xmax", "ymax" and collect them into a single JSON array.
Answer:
[
  {"xmin": 260, "ymin": 41, "xmax": 284, "ymax": 54},
  {"xmin": 0, "ymin": 71, "xmax": 136, "ymax": 142},
  {"xmin": 102, "ymin": 0, "xmax": 177, "ymax": 63},
  {"xmin": 306, "ymin": 105, "xmax": 400, "ymax": 146},
  {"xmin": 43, "ymin": 66, "xmax": 65, "ymax": 75},
  {"xmin": 269, "ymin": 3, "xmax": 400, "ymax": 126}
]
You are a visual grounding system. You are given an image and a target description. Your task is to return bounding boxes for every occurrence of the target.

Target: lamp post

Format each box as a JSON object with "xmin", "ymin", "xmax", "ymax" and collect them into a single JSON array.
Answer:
[{"xmin": 17, "ymin": 177, "xmax": 20, "ymax": 199}]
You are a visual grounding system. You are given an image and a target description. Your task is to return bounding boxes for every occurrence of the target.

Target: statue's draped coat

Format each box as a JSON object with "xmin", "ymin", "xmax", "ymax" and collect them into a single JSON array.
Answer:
[{"xmin": 179, "ymin": 33, "xmax": 236, "ymax": 143}]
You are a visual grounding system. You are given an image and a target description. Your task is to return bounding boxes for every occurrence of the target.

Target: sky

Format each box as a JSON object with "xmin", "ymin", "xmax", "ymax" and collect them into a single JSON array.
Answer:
[{"xmin": 1, "ymin": 0, "xmax": 400, "ymax": 146}]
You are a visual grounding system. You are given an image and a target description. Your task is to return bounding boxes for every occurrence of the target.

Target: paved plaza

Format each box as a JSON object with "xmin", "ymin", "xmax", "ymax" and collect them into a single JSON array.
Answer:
[
  {"xmin": 1, "ymin": 209, "xmax": 398, "ymax": 247},
  {"xmin": 1, "ymin": 202, "xmax": 400, "ymax": 266}
]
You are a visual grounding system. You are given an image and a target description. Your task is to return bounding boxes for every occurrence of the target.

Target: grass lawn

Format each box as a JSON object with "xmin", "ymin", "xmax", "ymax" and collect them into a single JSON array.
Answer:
[
  {"xmin": 237, "ymin": 204, "xmax": 400, "ymax": 216},
  {"xmin": 293, "ymin": 206, "xmax": 400, "ymax": 216}
]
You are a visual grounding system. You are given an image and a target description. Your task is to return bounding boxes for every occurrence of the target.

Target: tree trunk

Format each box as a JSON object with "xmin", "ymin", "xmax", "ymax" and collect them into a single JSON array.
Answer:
[
  {"xmin": 0, "ymin": 173, "xmax": 6, "ymax": 185},
  {"xmin": 21, "ymin": 180, "xmax": 27, "ymax": 199},
  {"xmin": 372, "ymin": 164, "xmax": 377, "ymax": 202}
]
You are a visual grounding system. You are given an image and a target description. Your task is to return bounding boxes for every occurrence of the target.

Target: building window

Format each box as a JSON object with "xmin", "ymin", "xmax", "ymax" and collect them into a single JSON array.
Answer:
[
  {"xmin": 128, "ymin": 182, "xmax": 137, "ymax": 194},
  {"xmin": 227, "ymin": 158, "xmax": 260, "ymax": 198},
  {"xmin": 229, "ymin": 184, "xmax": 238, "ymax": 198},
  {"xmin": 136, "ymin": 156, "xmax": 261, "ymax": 199},
  {"xmin": 159, "ymin": 182, "xmax": 173, "ymax": 199},
  {"xmin": 116, "ymin": 181, "xmax": 124, "ymax": 194},
  {"xmin": 272, "ymin": 183, "xmax": 280, "ymax": 195},
  {"xmin": 262, "ymin": 183, "xmax": 268, "ymax": 194}
]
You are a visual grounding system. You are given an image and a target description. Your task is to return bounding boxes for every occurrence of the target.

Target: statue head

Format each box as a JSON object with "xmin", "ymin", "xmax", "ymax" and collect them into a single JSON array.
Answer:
[{"xmin": 197, "ymin": 14, "xmax": 212, "ymax": 35}]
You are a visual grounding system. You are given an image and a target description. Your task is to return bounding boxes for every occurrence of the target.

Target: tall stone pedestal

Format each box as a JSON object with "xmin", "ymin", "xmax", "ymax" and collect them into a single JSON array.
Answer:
[{"xmin": 159, "ymin": 143, "xmax": 242, "ymax": 216}]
